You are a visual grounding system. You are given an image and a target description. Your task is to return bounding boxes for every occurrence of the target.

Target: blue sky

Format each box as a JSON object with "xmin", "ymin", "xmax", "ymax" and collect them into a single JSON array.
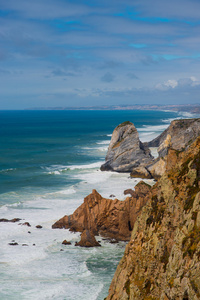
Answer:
[{"xmin": 0, "ymin": 0, "xmax": 200, "ymax": 109}]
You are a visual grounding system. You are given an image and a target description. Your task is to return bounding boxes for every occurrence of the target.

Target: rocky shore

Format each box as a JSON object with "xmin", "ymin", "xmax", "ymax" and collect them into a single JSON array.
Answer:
[
  {"xmin": 52, "ymin": 117, "xmax": 200, "ymax": 298},
  {"xmin": 52, "ymin": 181, "xmax": 151, "ymax": 242}
]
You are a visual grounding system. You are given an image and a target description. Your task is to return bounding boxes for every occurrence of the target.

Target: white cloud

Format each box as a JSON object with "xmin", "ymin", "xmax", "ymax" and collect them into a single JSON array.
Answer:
[{"xmin": 155, "ymin": 76, "xmax": 200, "ymax": 91}]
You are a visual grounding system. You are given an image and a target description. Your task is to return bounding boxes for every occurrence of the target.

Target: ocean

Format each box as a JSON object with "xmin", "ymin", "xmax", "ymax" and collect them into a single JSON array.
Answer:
[{"xmin": 0, "ymin": 109, "xmax": 194, "ymax": 300}]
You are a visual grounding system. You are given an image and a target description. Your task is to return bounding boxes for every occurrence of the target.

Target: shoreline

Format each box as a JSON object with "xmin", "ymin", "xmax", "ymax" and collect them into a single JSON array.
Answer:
[{"xmin": 23, "ymin": 104, "xmax": 200, "ymax": 114}]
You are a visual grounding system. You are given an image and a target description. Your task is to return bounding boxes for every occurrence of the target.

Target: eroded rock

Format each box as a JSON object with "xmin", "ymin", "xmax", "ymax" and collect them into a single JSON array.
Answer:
[
  {"xmin": 100, "ymin": 121, "xmax": 153, "ymax": 175},
  {"xmin": 75, "ymin": 230, "xmax": 101, "ymax": 247},
  {"xmin": 52, "ymin": 181, "xmax": 151, "ymax": 241}
]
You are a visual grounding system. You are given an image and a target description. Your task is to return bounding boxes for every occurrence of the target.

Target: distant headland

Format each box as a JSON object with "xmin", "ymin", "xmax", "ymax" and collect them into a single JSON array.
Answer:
[{"xmin": 26, "ymin": 104, "xmax": 200, "ymax": 113}]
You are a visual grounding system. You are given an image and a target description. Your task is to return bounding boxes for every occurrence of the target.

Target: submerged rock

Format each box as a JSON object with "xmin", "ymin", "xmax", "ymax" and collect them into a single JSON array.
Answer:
[
  {"xmin": 0, "ymin": 218, "xmax": 21, "ymax": 223},
  {"xmin": 8, "ymin": 242, "xmax": 18, "ymax": 246},
  {"xmin": 20, "ymin": 222, "xmax": 31, "ymax": 227}
]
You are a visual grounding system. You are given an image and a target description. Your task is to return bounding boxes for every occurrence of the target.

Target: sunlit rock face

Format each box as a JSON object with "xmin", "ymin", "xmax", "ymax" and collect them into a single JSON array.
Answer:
[
  {"xmin": 100, "ymin": 121, "xmax": 153, "ymax": 177},
  {"xmin": 106, "ymin": 136, "xmax": 200, "ymax": 300}
]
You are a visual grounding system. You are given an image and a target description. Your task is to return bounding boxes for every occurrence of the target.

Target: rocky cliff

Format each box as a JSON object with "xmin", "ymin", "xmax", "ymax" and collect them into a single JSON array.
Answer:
[
  {"xmin": 146, "ymin": 118, "xmax": 200, "ymax": 179},
  {"xmin": 101, "ymin": 118, "xmax": 200, "ymax": 180},
  {"xmin": 100, "ymin": 121, "xmax": 153, "ymax": 177},
  {"xmin": 106, "ymin": 136, "xmax": 200, "ymax": 300},
  {"xmin": 52, "ymin": 181, "xmax": 151, "ymax": 241}
]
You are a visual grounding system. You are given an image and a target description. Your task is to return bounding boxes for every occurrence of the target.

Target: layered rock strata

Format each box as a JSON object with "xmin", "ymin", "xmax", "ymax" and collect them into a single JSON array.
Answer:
[
  {"xmin": 52, "ymin": 181, "xmax": 151, "ymax": 241},
  {"xmin": 100, "ymin": 121, "xmax": 153, "ymax": 175},
  {"xmin": 106, "ymin": 136, "xmax": 200, "ymax": 299}
]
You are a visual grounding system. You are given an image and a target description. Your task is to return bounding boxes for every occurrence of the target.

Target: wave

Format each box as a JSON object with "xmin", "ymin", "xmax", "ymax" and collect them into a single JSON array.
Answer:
[
  {"xmin": 68, "ymin": 161, "xmax": 102, "ymax": 170},
  {"xmin": 46, "ymin": 162, "xmax": 103, "ymax": 175},
  {"xmin": 137, "ymin": 124, "xmax": 168, "ymax": 132},
  {"xmin": 96, "ymin": 140, "xmax": 110, "ymax": 145},
  {"xmin": 0, "ymin": 168, "xmax": 16, "ymax": 173}
]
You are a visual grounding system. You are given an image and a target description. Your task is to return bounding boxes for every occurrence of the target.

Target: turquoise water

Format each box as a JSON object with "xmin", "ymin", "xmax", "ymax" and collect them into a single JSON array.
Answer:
[{"xmin": 0, "ymin": 109, "xmax": 186, "ymax": 299}]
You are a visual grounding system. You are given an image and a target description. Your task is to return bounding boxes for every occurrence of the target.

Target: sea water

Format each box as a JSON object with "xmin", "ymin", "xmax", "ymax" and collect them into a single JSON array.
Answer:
[{"xmin": 0, "ymin": 109, "xmax": 194, "ymax": 300}]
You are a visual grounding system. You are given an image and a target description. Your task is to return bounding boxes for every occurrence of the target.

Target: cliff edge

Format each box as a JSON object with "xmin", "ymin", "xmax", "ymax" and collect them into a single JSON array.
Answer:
[{"xmin": 106, "ymin": 136, "xmax": 200, "ymax": 299}]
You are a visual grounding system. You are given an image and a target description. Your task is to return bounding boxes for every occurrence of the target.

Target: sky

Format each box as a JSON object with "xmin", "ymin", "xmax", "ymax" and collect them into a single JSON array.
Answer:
[{"xmin": 0, "ymin": 0, "xmax": 200, "ymax": 109}]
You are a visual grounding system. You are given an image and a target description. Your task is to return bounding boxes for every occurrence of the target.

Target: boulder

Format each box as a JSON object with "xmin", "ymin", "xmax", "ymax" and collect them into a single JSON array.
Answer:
[
  {"xmin": 20, "ymin": 222, "xmax": 31, "ymax": 227},
  {"xmin": 75, "ymin": 230, "xmax": 101, "ymax": 247},
  {"xmin": 36, "ymin": 225, "xmax": 42, "ymax": 229},
  {"xmin": 62, "ymin": 240, "xmax": 71, "ymax": 245},
  {"xmin": 8, "ymin": 242, "xmax": 18, "ymax": 246}
]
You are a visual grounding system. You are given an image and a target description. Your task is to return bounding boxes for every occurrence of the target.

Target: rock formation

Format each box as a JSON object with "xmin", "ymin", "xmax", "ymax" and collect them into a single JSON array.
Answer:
[
  {"xmin": 52, "ymin": 181, "xmax": 151, "ymax": 241},
  {"xmin": 75, "ymin": 230, "xmax": 101, "ymax": 247},
  {"xmin": 106, "ymin": 136, "xmax": 200, "ymax": 299},
  {"xmin": 145, "ymin": 118, "xmax": 200, "ymax": 179},
  {"xmin": 101, "ymin": 118, "xmax": 200, "ymax": 180},
  {"xmin": 100, "ymin": 121, "xmax": 153, "ymax": 175},
  {"xmin": 0, "ymin": 218, "xmax": 21, "ymax": 223}
]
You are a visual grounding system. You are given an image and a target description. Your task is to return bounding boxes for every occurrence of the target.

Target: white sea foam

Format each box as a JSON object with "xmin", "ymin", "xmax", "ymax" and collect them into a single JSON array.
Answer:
[
  {"xmin": 57, "ymin": 188, "xmax": 76, "ymax": 195},
  {"xmin": 137, "ymin": 124, "xmax": 168, "ymax": 132},
  {"xmin": 67, "ymin": 161, "xmax": 102, "ymax": 170},
  {"xmin": 96, "ymin": 140, "xmax": 110, "ymax": 145},
  {"xmin": 0, "ymin": 168, "xmax": 16, "ymax": 173}
]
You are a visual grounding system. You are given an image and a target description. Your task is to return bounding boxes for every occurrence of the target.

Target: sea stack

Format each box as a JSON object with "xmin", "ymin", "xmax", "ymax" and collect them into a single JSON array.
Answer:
[{"xmin": 100, "ymin": 121, "xmax": 153, "ymax": 177}]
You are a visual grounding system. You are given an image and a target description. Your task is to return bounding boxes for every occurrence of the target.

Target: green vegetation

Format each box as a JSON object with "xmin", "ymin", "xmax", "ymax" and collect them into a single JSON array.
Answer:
[{"xmin": 116, "ymin": 121, "xmax": 132, "ymax": 129}]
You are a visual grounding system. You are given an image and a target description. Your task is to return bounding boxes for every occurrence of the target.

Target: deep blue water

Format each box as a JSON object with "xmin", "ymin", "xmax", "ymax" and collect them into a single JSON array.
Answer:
[{"xmin": 0, "ymin": 109, "xmax": 178, "ymax": 201}]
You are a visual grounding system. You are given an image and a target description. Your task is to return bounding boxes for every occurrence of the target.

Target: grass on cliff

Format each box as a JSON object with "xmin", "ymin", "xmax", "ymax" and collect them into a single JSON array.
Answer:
[{"xmin": 116, "ymin": 121, "xmax": 132, "ymax": 129}]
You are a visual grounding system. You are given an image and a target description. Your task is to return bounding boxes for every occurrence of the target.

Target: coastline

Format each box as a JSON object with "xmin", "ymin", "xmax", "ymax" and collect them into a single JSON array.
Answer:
[
  {"xmin": 24, "ymin": 104, "xmax": 200, "ymax": 115},
  {"xmin": 0, "ymin": 109, "xmax": 199, "ymax": 300}
]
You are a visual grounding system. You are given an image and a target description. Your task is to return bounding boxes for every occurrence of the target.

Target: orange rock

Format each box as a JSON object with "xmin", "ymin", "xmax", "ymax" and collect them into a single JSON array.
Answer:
[
  {"xmin": 52, "ymin": 181, "xmax": 151, "ymax": 241},
  {"xmin": 75, "ymin": 230, "xmax": 101, "ymax": 247}
]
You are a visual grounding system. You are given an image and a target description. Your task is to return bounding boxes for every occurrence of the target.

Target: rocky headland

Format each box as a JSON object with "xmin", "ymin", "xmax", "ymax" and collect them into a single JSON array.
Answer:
[
  {"xmin": 105, "ymin": 133, "xmax": 200, "ymax": 300},
  {"xmin": 52, "ymin": 117, "xmax": 200, "ymax": 298},
  {"xmin": 101, "ymin": 118, "xmax": 200, "ymax": 180}
]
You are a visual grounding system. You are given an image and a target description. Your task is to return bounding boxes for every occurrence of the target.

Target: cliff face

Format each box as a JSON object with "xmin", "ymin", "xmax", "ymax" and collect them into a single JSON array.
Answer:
[
  {"xmin": 52, "ymin": 182, "xmax": 151, "ymax": 241},
  {"xmin": 146, "ymin": 119, "xmax": 200, "ymax": 179},
  {"xmin": 102, "ymin": 118, "xmax": 200, "ymax": 180},
  {"xmin": 106, "ymin": 137, "xmax": 200, "ymax": 300},
  {"xmin": 100, "ymin": 121, "xmax": 152, "ymax": 175}
]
